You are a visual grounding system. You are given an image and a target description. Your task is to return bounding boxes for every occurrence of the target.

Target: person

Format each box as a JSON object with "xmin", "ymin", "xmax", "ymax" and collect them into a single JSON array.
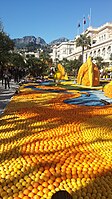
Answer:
[
  {"xmin": 51, "ymin": 190, "xmax": 73, "ymax": 199},
  {"xmin": 1, "ymin": 68, "xmax": 4, "ymax": 85},
  {"xmin": 4, "ymin": 69, "xmax": 10, "ymax": 89}
]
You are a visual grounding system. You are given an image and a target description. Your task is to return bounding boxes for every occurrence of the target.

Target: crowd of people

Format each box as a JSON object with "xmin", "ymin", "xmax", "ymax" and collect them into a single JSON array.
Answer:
[{"xmin": 0, "ymin": 67, "xmax": 26, "ymax": 89}]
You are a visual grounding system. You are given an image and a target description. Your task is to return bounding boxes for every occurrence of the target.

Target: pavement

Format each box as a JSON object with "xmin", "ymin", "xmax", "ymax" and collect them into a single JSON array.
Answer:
[{"xmin": 0, "ymin": 79, "xmax": 19, "ymax": 115}]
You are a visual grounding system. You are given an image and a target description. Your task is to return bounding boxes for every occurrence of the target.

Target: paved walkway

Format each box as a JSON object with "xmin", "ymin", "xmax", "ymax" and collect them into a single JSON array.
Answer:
[{"xmin": 0, "ymin": 79, "xmax": 19, "ymax": 115}]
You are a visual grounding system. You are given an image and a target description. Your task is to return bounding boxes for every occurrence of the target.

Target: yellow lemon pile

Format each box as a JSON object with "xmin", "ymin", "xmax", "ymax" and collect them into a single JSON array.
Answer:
[{"xmin": 0, "ymin": 83, "xmax": 112, "ymax": 199}]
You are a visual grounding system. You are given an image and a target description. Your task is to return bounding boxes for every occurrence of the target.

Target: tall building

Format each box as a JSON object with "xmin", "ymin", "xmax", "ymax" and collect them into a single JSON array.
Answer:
[{"xmin": 51, "ymin": 22, "xmax": 112, "ymax": 65}]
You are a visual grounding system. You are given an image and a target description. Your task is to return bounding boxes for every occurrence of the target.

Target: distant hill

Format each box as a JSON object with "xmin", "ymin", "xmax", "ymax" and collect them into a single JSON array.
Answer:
[
  {"xmin": 49, "ymin": 37, "xmax": 69, "ymax": 46},
  {"xmin": 13, "ymin": 36, "xmax": 69, "ymax": 50},
  {"xmin": 13, "ymin": 36, "xmax": 47, "ymax": 49}
]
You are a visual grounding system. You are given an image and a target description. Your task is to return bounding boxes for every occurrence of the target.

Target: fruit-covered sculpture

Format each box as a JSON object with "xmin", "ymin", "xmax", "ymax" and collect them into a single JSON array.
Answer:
[
  {"xmin": 77, "ymin": 56, "xmax": 100, "ymax": 87},
  {"xmin": 54, "ymin": 63, "xmax": 68, "ymax": 83}
]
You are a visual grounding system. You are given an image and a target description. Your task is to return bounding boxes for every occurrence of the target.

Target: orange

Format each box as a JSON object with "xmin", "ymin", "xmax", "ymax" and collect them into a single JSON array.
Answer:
[
  {"xmin": 37, "ymin": 185, "xmax": 43, "ymax": 191},
  {"xmin": 42, "ymin": 182, "xmax": 49, "ymax": 188},
  {"xmin": 43, "ymin": 187, "xmax": 49, "ymax": 194},
  {"xmin": 27, "ymin": 185, "xmax": 33, "ymax": 191},
  {"xmin": 18, "ymin": 192, "xmax": 24, "ymax": 198},
  {"xmin": 32, "ymin": 188, "xmax": 38, "ymax": 194},
  {"xmin": 23, "ymin": 189, "xmax": 30, "ymax": 196},
  {"xmin": 48, "ymin": 184, "xmax": 55, "ymax": 190},
  {"xmin": 32, "ymin": 182, "xmax": 39, "ymax": 188},
  {"xmin": 48, "ymin": 179, "xmax": 54, "ymax": 184},
  {"xmin": 55, "ymin": 177, "xmax": 62, "ymax": 183},
  {"xmin": 28, "ymin": 192, "xmax": 34, "ymax": 198},
  {"xmin": 33, "ymin": 195, "xmax": 40, "ymax": 199},
  {"xmin": 37, "ymin": 191, "xmax": 43, "ymax": 197},
  {"xmin": 23, "ymin": 196, "xmax": 30, "ymax": 199}
]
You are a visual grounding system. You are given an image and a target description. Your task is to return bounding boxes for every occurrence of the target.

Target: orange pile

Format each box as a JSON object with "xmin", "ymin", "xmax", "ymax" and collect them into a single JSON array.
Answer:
[
  {"xmin": 0, "ymin": 83, "xmax": 112, "ymax": 199},
  {"xmin": 104, "ymin": 81, "xmax": 112, "ymax": 98}
]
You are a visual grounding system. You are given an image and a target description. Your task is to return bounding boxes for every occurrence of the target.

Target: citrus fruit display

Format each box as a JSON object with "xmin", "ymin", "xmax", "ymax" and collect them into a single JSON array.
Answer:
[
  {"xmin": 104, "ymin": 81, "xmax": 112, "ymax": 98},
  {"xmin": 0, "ymin": 82, "xmax": 112, "ymax": 199},
  {"xmin": 54, "ymin": 63, "xmax": 68, "ymax": 82},
  {"xmin": 77, "ymin": 56, "xmax": 100, "ymax": 87}
]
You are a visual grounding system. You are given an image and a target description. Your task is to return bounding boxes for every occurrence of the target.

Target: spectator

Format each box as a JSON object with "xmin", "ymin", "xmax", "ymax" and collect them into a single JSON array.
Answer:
[
  {"xmin": 1, "ymin": 68, "xmax": 4, "ymax": 85},
  {"xmin": 4, "ymin": 69, "xmax": 11, "ymax": 89}
]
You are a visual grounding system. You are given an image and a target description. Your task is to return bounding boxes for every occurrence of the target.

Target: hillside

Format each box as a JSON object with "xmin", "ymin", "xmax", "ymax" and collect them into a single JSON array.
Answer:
[{"xmin": 13, "ymin": 36, "xmax": 69, "ymax": 50}]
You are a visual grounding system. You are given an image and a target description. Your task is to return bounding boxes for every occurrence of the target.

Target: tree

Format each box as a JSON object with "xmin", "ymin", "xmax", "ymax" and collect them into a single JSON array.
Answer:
[
  {"xmin": 10, "ymin": 52, "xmax": 26, "ymax": 68},
  {"xmin": 76, "ymin": 33, "xmax": 91, "ymax": 63},
  {"xmin": 0, "ymin": 19, "xmax": 4, "ymax": 32},
  {"xmin": 26, "ymin": 42, "xmax": 41, "ymax": 52},
  {"xmin": 26, "ymin": 56, "xmax": 48, "ymax": 77},
  {"xmin": 0, "ymin": 31, "xmax": 14, "ymax": 70},
  {"xmin": 94, "ymin": 56, "xmax": 104, "ymax": 69}
]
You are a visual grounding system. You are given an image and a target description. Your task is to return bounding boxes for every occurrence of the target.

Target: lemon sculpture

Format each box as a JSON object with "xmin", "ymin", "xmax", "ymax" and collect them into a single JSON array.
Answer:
[
  {"xmin": 104, "ymin": 81, "xmax": 112, "ymax": 98},
  {"xmin": 77, "ymin": 56, "xmax": 100, "ymax": 87},
  {"xmin": 54, "ymin": 63, "xmax": 68, "ymax": 83}
]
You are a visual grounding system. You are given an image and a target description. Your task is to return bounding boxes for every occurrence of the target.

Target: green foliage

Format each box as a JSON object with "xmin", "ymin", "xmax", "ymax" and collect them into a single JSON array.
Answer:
[
  {"xmin": 94, "ymin": 56, "xmax": 104, "ymax": 69},
  {"xmin": 0, "ymin": 31, "xmax": 14, "ymax": 70},
  {"xmin": 26, "ymin": 56, "xmax": 49, "ymax": 77},
  {"xmin": 10, "ymin": 53, "xmax": 26, "ymax": 68},
  {"xmin": 76, "ymin": 33, "xmax": 91, "ymax": 63},
  {"xmin": 76, "ymin": 33, "xmax": 91, "ymax": 49},
  {"xmin": 0, "ymin": 20, "xmax": 4, "ymax": 32},
  {"xmin": 58, "ymin": 58, "xmax": 82, "ymax": 76},
  {"xmin": 26, "ymin": 42, "xmax": 41, "ymax": 52}
]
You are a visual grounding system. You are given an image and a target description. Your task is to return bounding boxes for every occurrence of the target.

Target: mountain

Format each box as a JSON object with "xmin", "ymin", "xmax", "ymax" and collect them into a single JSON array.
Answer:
[
  {"xmin": 36, "ymin": 37, "xmax": 47, "ymax": 45},
  {"xmin": 13, "ymin": 36, "xmax": 47, "ymax": 49},
  {"xmin": 13, "ymin": 36, "xmax": 69, "ymax": 50},
  {"xmin": 49, "ymin": 37, "xmax": 69, "ymax": 46}
]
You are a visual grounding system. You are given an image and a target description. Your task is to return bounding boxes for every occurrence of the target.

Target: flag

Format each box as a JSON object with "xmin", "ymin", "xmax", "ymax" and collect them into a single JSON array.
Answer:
[
  {"xmin": 83, "ymin": 17, "xmax": 86, "ymax": 24},
  {"xmin": 78, "ymin": 23, "xmax": 80, "ymax": 28}
]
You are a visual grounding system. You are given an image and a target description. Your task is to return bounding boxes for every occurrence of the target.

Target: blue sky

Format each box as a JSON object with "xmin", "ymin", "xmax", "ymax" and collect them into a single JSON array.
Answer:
[{"xmin": 0, "ymin": 0, "xmax": 112, "ymax": 43}]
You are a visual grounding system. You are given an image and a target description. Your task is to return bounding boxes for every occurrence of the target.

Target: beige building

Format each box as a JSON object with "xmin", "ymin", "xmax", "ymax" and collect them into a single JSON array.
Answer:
[
  {"xmin": 51, "ymin": 22, "xmax": 112, "ymax": 65},
  {"xmin": 50, "ymin": 40, "xmax": 75, "ymax": 62}
]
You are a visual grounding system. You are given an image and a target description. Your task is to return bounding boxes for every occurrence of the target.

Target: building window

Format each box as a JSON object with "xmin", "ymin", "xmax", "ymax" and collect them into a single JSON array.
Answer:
[
  {"xmin": 69, "ymin": 49, "xmax": 73, "ymax": 54},
  {"xmin": 93, "ymin": 51, "xmax": 96, "ymax": 58},
  {"xmin": 63, "ymin": 49, "xmax": 66, "ymax": 53},
  {"xmin": 107, "ymin": 46, "xmax": 111, "ymax": 55},
  {"xmin": 102, "ymin": 48, "xmax": 105, "ymax": 57},
  {"xmin": 104, "ymin": 34, "xmax": 106, "ymax": 40},
  {"xmin": 90, "ymin": 51, "xmax": 92, "ymax": 56},
  {"xmin": 97, "ymin": 49, "xmax": 100, "ymax": 56}
]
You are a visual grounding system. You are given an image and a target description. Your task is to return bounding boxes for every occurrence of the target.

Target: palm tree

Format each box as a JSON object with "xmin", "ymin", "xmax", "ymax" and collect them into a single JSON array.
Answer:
[
  {"xmin": 75, "ymin": 33, "xmax": 91, "ymax": 63},
  {"xmin": 94, "ymin": 56, "xmax": 104, "ymax": 69}
]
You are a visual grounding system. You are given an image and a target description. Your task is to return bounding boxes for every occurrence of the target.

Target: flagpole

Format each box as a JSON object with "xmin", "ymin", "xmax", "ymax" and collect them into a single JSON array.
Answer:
[
  {"xmin": 83, "ymin": 22, "xmax": 84, "ymax": 33},
  {"xmin": 77, "ymin": 22, "xmax": 80, "ymax": 35},
  {"xmin": 83, "ymin": 17, "xmax": 84, "ymax": 32},
  {"xmin": 83, "ymin": 16, "xmax": 86, "ymax": 33}
]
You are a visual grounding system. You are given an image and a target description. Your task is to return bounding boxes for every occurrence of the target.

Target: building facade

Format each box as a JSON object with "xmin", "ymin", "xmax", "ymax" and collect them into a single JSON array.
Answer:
[
  {"xmin": 51, "ymin": 22, "xmax": 112, "ymax": 65},
  {"xmin": 50, "ymin": 40, "xmax": 75, "ymax": 62}
]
